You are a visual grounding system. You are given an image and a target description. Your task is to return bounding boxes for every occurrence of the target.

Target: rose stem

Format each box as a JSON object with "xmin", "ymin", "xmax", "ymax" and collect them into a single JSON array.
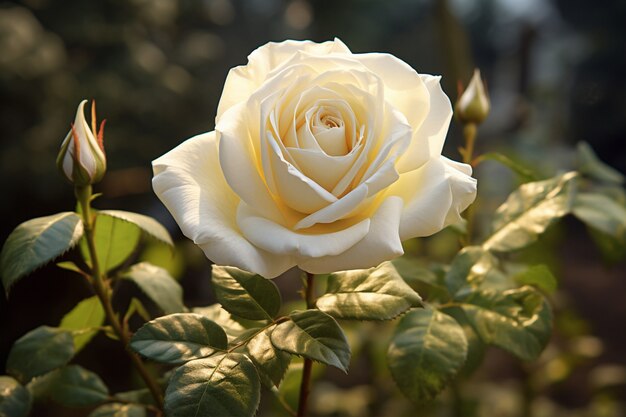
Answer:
[
  {"xmin": 75, "ymin": 185, "xmax": 164, "ymax": 409},
  {"xmin": 461, "ymin": 122, "xmax": 478, "ymax": 245},
  {"xmin": 297, "ymin": 272, "xmax": 316, "ymax": 417}
]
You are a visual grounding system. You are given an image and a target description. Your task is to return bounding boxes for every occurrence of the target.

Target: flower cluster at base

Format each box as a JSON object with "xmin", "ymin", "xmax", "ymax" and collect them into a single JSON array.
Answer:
[{"xmin": 152, "ymin": 39, "xmax": 477, "ymax": 278}]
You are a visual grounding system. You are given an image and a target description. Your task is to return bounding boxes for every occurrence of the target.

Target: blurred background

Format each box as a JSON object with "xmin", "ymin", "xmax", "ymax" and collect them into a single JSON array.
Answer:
[{"xmin": 1, "ymin": 0, "xmax": 625, "ymax": 416}]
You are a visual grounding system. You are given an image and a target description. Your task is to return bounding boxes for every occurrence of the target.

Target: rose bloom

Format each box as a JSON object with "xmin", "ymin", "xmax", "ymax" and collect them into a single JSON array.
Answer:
[{"xmin": 153, "ymin": 39, "xmax": 476, "ymax": 278}]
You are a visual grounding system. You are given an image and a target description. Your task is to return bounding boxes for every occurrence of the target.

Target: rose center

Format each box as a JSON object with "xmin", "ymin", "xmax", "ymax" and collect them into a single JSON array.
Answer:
[{"xmin": 310, "ymin": 106, "xmax": 349, "ymax": 156}]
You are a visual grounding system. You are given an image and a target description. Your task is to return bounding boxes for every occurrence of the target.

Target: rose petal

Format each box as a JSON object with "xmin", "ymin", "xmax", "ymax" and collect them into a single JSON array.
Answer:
[
  {"xmin": 237, "ymin": 203, "xmax": 370, "ymax": 258},
  {"xmin": 217, "ymin": 39, "xmax": 351, "ymax": 120},
  {"xmin": 396, "ymin": 75, "xmax": 453, "ymax": 173},
  {"xmin": 152, "ymin": 132, "xmax": 295, "ymax": 278},
  {"xmin": 264, "ymin": 131, "xmax": 338, "ymax": 213},
  {"xmin": 298, "ymin": 196, "xmax": 405, "ymax": 273},
  {"xmin": 217, "ymin": 102, "xmax": 290, "ymax": 224},
  {"xmin": 390, "ymin": 157, "xmax": 477, "ymax": 240}
]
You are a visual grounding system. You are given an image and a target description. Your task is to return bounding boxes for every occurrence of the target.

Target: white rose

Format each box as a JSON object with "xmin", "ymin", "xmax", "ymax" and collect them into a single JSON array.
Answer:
[{"xmin": 152, "ymin": 39, "xmax": 477, "ymax": 278}]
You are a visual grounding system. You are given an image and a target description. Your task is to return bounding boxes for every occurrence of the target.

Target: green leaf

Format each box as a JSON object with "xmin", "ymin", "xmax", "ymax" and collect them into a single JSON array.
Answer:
[
  {"xmin": 7, "ymin": 326, "xmax": 75, "ymax": 382},
  {"xmin": 60, "ymin": 295, "xmax": 105, "ymax": 352},
  {"xmin": 80, "ymin": 213, "xmax": 141, "ymax": 272},
  {"xmin": 271, "ymin": 310, "xmax": 351, "ymax": 372},
  {"xmin": 99, "ymin": 210, "xmax": 174, "ymax": 247},
  {"xmin": 130, "ymin": 313, "xmax": 227, "ymax": 364},
  {"xmin": 484, "ymin": 172, "xmax": 577, "ymax": 252},
  {"xmin": 33, "ymin": 365, "xmax": 109, "ymax": 407},
  {"xmin": 1, "ymin": 212, "xmax": 83, "ymax": 294},
  {"xmin": 56, "ymin": 261, "xmax": 84, "ymax": 274},
  {"xmin": 211, "ymin": 265, "xmax": 281, "ymax": 320},
  {"xmin": 164, "ymin": 353, "xmax": 260, "ymax": 417},
  {"xmin": 441, "ymin": 307, "xmax": 486, "ymax": 376},
  {"xmin": 89, "ymin": 403, "xmax": 147, "ymax": 417},
  {"xmin": 387, "ymin": 308, "xmax": 468, "ymax": 401},
  {"xmin": 114, "ymin": 389, "xmax": 154, "ymax": 406},
  {"xmin": 192, "ymin": 304, "xmax": 249, "ymax": 342},
  {"xmin": 316, "ymin": 262, "xmax": 422, "ymax": 320},
  {"xmin": 245, "ymin": 326, "xmax": 291, "ymax": 388},
  {"xmin": 0, "ymin": 376, "xmax": 32, "ymax": 417},
  {"xmin": 121, "ymin": 262, "xmax": 184, "ymax": 314},
  {"xmin": 577, "ymin": 142, "xmax": 625, "ymax": 184},
  {"xmin": 572, "ymin": 192, "xmax": 626, "ymax": 241},
  {"xmin": 391, "ymin": 257, "xmax": 440, "ymax": 287},
  {"xmin": 458, "ymin": 286, "xmax": 552, "ymax": 361},
  {"xmin": 445, "ymin": 246, "xmax": 512, "ymax": 295},
  {"xmin": 476, "ymin": 152, "xmax": 539, "ymax": 183},
  {"xmin": 514, "ymin": 265, "xmax": 557, "ymax": 294}
]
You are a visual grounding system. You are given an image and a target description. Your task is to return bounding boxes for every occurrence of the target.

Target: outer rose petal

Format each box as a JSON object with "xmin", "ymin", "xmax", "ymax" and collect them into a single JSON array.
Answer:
[
  {"xmin": 298, "ymin": 196, "xmax": 405, "ymax": 273},
  {"xmin": 217, "ymin": 39, "xmax": 351, "ymax": 120},
  {"xmin": 395, "ymin": 75, "xmax": 453, "ymax": 173},
  {"xmin": 391, "ymin": 157, "xmax": 477, "ymax": 240},
  {"xmin": 152, "ymin": 132, "xmax": 295, "ymax": 278}
]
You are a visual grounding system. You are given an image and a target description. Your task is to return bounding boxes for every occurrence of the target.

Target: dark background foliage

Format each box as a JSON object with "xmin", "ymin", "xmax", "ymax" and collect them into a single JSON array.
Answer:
[{"xmin": 1, "ymin": 0, "xmax": 625, "ymax": 416}]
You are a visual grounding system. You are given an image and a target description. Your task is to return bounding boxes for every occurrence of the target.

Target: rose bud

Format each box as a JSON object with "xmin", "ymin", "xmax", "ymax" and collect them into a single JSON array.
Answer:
[
  {"xmin": 56, "ymin": 99, "xmax": 106, "ymax": 186},
  {"xmin": 455, "ymin": 69, "xmax": 490, "ymax": 124}
]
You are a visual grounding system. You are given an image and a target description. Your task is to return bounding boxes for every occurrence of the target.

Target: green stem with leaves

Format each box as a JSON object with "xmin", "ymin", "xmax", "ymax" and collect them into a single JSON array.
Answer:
[
  {"xmin": 75, "ymin": 185, "xmax": 164, "ymax": 409},
  {"xmin": 297, "ymin": 272, "xmax": 316, "ymax": 417}
]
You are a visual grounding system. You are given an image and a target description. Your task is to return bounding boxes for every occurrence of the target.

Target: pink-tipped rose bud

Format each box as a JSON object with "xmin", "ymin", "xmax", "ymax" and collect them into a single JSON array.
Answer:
[
  {"xmin": 455, "ymin": 69, "xmax": 490, "ymax": 124},
  {"xmin": 56, "ymin": 100, "xmax": 106, "ymax": 186}
]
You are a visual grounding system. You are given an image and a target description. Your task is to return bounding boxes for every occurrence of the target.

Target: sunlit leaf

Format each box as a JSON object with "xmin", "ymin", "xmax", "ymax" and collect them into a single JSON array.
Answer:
[
  {"xmin": 514, "ymin": 264, "xmax": 557, "ymax": 294},
  {"xmin": 130, "ymin": 313, "xmax": 227, "ymax": 364},
  {"xmin": 211, "ymin": 265, "xmax": 281, "ymax": 320},
  {"xmin": 99, "ymin": 210, "xmax": 174, "ymax": 247},
  {"xmin": 246, "ymin": 326, "xmax": 291, "ymax": 388},
  {"xmin": 59, "ymin": 295, "xmax": 105, "ymax": 352},
  {"xmin": 387, "ymin": 308, "xmax": 467, "ymax": 401},
  {"xmin": 164, "ymin": 353, "xmax": 260, "ymax": 417},
  {"xmin": 458, "ymin": 286, "xmax": 552, "ymax": 361},
  {"xmin": 316, "ymin": 262, "xmax": 422, "ymax": 320},
  {"xmin": 7, "ymin": 326, "xmax": 75, "ymax": 383},
  {"xmin": 121, "ymin": 262, "xmax": 184, "ymax": 314},
  {"xmin": 28, "ymin": 365, "xmax": 109, "ymax": 407},
  {"xmin": 1, "ymin": 212, "xmax": 83, "ymax": 294},
  {"xmin": 442, "ymin": 307, "xmax": 486, "ymax": 376},
  {"xmin": 572, "ymin": 192, "xmax": 626, "ymax": 241},
  {"xmin": 80, "ymin": 213, "xmax": 141, "ymax": 272},
  {"xmin": 0, "ymin": 376, "xmax": 31, "ymax": 417},
  {"xmin": 271, "ymin": 310, "xmax": 350, "ymax": 373},
  {"xmin": 484, "ymin": 172, "xmax": 577, "ymax": 252},
  {"xmin": 89, "ymin": 403, "xmax": 147, "ymax": 417},
  {"xmin": 577, "ymin": 142, "xmax": 624, "ymax": 184},
  {"xmin": 445, "ymin": 246, "xmax": 512, "ymax": 296},
  {"xmin": 114, "ymin": 388, "xmax": 154, "ymax": 406}
]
